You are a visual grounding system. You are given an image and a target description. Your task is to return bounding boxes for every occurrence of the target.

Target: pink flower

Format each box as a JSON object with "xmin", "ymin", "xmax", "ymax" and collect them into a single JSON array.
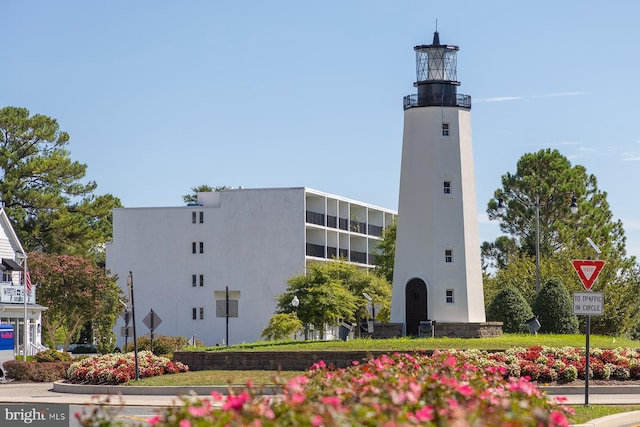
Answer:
[
  {"xmin": 321, "ymin": 396, "xmax": 341, "ymax": 405},
  {"xmin": 549, "ymin": 410, "xmax": 570, "ymax": 426},
  {"xmin": 312, "ymin": 415, "xmax": 323, "ymax": 426},
  {"xmin": 457, "ymin": 383, "xmax": 474, "ymax": 396},
  {"xmin": 147, "ymin": 415, "xmax": 162, "ymax": 425},
  {"xmin": 414, "ymin": 406, "xmax": 434, "ymax": 421},
  {"xmin": 310, "ymin": 360, "xmax": 327, "ymax": 370},
  {"xmin": 179, "ymin": 419, "xmax": 191, "ymax": 427},
  {"xmin": 188, "ymin": 406, "xmax": 209, "ymax": 417},
  {"xmin": 223, "ymin": 392, "xmax": 249, "ymax": 411}
]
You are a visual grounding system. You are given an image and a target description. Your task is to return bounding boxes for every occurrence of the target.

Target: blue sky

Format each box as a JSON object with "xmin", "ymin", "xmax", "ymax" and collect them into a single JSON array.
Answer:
[{"xmin": 4, "ymin": 1, "xmax": 640, "ymax": 260}]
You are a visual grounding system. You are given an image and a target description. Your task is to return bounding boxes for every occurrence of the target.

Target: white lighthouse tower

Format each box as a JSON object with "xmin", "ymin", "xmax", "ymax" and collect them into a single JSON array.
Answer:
[{"xmin": 390, "ymin": 31, "xmax": 488, "ymax": 336}]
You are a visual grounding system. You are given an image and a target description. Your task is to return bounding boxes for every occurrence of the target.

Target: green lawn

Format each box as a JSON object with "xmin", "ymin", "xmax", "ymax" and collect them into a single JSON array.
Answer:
[{"xmin": 185, "ymin": 333, "xmax": 636, "ymax": 352}]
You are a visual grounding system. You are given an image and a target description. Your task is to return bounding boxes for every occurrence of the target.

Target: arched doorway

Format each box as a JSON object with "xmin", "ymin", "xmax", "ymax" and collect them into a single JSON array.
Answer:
[{"xmin": 405, "ymin": 278, "xmax": 428, "ymax": 336}]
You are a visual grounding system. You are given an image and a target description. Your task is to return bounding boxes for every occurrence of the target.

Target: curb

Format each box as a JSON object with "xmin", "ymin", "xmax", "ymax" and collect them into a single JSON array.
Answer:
[
  {"xmin": 52, "ymin": 381, "xmax": 283, "ymax": 396},
  {"xmin": 540, "ymin": 385, "xmax": 640, "ymax": 395},
  {"xmin": 570, "ymin": 410, "xmax": 640, "ymax": 427}
]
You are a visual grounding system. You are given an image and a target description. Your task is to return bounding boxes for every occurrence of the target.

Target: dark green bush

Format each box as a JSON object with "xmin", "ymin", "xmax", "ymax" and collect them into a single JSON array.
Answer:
[
  {"xmin": 3, "ymin": 360, "xmax": 71, "ymax": 381},
  {"xmin": 486, "ymin": 286, "xmax": 534, "ymax": 333},
  {"xmin": 34, "ymin": 349, "xmax": 72, "ymax": 362},
  {"xmin": 532, "ymin": 278, "xmax": 579, "ymax": 334},
  {"xmin": 123, "ymin": 335, "xmax": 191, "ymax": 356}
]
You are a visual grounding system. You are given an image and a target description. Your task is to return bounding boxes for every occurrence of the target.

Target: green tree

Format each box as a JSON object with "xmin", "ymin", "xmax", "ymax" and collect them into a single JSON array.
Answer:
[
  {"xmin": 0, "ymin": 106, "xmax": 121, "ymax": 259},
  {"xmin": 486, "ymin": 286, "xmax": 534, "ymax": 333},
  {"xmin": 532, "ymin": 278, "xmax": 578, "ymax": 334},
  {"xmin": 275, "ymin": 260, "xmax": 391, "ymax": 338},
  {"xmin": 374, "ymin": 218, "xmax": 396, "ymax": 283},
  {"xmin": 261, "ymin": 313, "xmax": 303, "ymax": 341},
  {"xmin": 28, "ymin": 252, "xmax": 123, "ymax": 352},
  {"xmin": 182, "ymin": 184, "xmax": 229, "ymax": 204},
  {"xmin": 484, "ymin": 149, "xmax": 640, "ymax": 335},
  {"xmin": 486, "ymin": 148, "xmax": 627, "ymax": 264}
]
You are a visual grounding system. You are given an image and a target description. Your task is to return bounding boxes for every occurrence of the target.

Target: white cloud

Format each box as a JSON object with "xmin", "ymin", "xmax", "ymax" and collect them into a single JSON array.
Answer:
[{"xmin": 476, "ymin": 91, "xmax": 587, "ymax": 103}]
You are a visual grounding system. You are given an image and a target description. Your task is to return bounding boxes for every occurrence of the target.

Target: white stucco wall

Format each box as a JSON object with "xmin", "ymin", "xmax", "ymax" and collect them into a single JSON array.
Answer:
[
  {"xmin": 391, "ymin": 106, "xmax": 485, "ymax": 325},
  {"xmin": 107, "ymin": 188, "xmax": 307, "ymax": 346}
]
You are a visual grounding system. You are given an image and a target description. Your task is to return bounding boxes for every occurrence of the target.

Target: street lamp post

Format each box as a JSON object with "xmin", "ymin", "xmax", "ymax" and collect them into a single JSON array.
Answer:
[
  {"xmin": 497, "ymin": 194, "xmax": 578, "ymax": 296},
  {"xmin": 290, "ymin": 295, "xmax": 299, "ymax": 340},
  {"xmin": 127, "ymin": 271, "xmax": 140, "ymax": 381}
]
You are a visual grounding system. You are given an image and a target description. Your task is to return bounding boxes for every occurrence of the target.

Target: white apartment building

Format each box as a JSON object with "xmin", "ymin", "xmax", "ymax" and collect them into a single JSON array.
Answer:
[{"xmin": 106, "ymin": 187, "xmax": 396, "ymax": 346}]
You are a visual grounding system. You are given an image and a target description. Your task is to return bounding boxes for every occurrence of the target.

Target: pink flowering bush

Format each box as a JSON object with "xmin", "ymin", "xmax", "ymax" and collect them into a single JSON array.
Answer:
[
  {"xmin": 67, "ymin": 351, "xmax": 188, "ymax": 384},
  {"xmin": 136, "ymin": 351, "xmax": 573, "ymax": 427}
]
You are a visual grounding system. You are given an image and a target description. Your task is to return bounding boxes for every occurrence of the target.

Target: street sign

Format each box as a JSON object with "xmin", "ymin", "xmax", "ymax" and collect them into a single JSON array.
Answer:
[
  {"xmin": 120, "ymin": 326, "xmax": 134, "ymax": 337},
  {"xmin": 571, "ymin": 259, "xmax": 605, "ymax": 290},
  {"xmin": 143, "ymin": 309, "xmax": 162, "ymax": 331},
  {"xmin": 121, "ymin": 310, "xmax": 131, "ymax": 326},
  {"xmin": 573, "ymin": 292, "xmax": 604, "ymax": 315},
  {"xmin": 216, "ymin": 300, "xmax": 239, "ymax": 317}
]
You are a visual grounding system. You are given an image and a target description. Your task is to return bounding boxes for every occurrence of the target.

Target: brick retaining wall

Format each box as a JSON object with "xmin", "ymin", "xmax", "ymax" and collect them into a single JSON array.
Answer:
[{"xmin": 173, "ymin": 350, "xmax": 400, "ymax": 371}]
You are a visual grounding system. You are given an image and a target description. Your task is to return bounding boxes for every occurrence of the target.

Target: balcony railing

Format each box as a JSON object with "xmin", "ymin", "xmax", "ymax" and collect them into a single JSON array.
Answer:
[
  {"xmin": 306, "ymin": 211, "xmax": 386, "ymax": 237},
  {"xmin": 306, "ymin": 210, "xmax": 325, "ymax": 226},
  {"xmin": 0, "ymin": 283, "xmax": 36, "ymax": 304},
  {"xmin": 403, "ymin": 93, "xmax": 471, "ymax": 110}
]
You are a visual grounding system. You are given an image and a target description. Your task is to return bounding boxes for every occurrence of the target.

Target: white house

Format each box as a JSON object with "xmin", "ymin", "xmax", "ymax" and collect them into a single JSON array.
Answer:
[
  {"xmin": 0, "ymin": 208, "xmax": 47, "ymax": 356},
  {"xmin": 106, "ymin": 187, "xmax": 396, "ymax": 346}
]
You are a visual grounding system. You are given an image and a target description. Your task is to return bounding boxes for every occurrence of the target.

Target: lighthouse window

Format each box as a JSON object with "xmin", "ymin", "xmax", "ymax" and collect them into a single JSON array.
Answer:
[
  {"xmin": 442, "ymin": 123, "xmax": 450, "ymax": 136},
  {"xmin": 443, "ymin": 181, "xmax": 451, "ymax": 194},
  {"xmin": 446, "ymin": 289, "xmax": 454, "ymax": 304},
  {"xmin": 445, "ymin": 249, "xmax": 453, "ymax": 263}
]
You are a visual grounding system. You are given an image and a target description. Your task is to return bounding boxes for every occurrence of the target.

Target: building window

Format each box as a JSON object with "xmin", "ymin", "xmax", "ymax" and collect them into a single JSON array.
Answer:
[
  {"xmin": 442, "ymin": 122, "xmax": 450, "ymax": 136},
  {"xmin": 446, "ymin": 289, "xmax": 454, "ymax": 304},
  {"xmin": 199, "ymin": 307, "xmax": 204, "ymax": 320},
  {"xmin": 199, "ymin": 274, "xmax": 204, "ymax": 287},
  {"xmin": 192, "ymin": 307, "xmax": 197, "ymax": 320},
  {"xmin": 192, "ymin": 242, "xmax": 197, "ymax": 254},
  {"xmin": 445, "ymin": 249, "xmax": 453, "ymax": 263},
  {"xmin": 199, "ymin": 242, "xmax": 204, "ymax": 253},
  {"xmin": 443, "ymin": 181, "xmax": 451, "ymax": 195},
  {"xmin": 192, "ymin": 212, "xmax": 197, "ymax": 223},
  {"xmin": 199, "ymin": 211, "xmax": 204, "ymax": 223},
  {"xmin": 192, "ymin": 274, "xmax": 197, "ymax": 287}
]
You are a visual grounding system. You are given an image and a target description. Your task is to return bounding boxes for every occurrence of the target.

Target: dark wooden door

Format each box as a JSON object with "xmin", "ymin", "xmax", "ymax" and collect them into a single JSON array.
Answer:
[{"xmin": 405, "ymin": 278, "xmax": 428, "ymax": 336}]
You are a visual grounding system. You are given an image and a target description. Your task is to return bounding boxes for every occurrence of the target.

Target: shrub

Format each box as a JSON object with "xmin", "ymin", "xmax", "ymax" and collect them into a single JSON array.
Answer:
[
  {"xmin": 67, "ymin": 351, "xmax": 188, "ymax": 385},
  {"xmin": 123, "ymin": 335, "xmax": 190, "ymax": 356},
  {"xmin": 78, "ymin": 352, "xmax": 572, "ymax": 426},
  {"xmin": 34, "ymin": 349, "xmax": 72, "ymax": 362},
  {"xmin": 262, "ymin": 312, "xmax": 303, "ymax": 341},
  {"xmin": 486, "ymin": 286, "xmax": 534, "ymax": 333},
  {"xmin": 532, "ymin": 278, "xmax": 579, "ymax": 334},
  {"xmin": 2, "ymin": 360, "xmax": 35, "ymax": 380},
  {"xmin": 3, "ymin": 360, "xmax": 71, "ymax": 382}
]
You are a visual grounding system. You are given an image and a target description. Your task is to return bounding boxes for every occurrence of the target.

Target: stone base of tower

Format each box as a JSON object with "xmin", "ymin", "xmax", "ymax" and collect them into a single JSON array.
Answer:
[
  {"xmin": 431, "ymin": 322, "xmax": 503, "ymax": 338},
  {"xmin": 364, "ymin": 322, "xmax": 503, "ymax": 339}
]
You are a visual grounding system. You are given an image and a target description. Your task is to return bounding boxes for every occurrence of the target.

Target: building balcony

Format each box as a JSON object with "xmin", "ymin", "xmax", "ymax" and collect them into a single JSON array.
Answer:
[
  {"xmin": 306, "ymin": 244, "xmax": 373, "ymax": 266},
  {"xmin": 403, "ymin": 93, "xmax": 471, "ymax": 110},
  {"xmin": 0, "ymin": 282, "xmax": 36, "ymax": 304},
  {"xmin": 306, "ymin": 210, "xmax": 384, "ymax": 237}
]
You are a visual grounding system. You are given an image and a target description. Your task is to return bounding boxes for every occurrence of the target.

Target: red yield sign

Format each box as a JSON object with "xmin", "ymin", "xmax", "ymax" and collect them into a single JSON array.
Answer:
[{"xmin": 571, "ymin": 260, "xmax": 605, "ymax": 291}]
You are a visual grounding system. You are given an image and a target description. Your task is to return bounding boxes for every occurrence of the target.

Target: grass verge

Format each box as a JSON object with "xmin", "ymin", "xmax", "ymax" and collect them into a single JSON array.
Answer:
[{"xmin": 186, "ymin": 333, "xmax": 637, "ymax": 352}]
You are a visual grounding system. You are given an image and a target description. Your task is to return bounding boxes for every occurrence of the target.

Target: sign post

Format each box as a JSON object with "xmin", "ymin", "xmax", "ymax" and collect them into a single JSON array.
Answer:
[
  {"xmin": 214, "ymin": 287, "xmax": 240, "ymax": 346},
  {"xmin": 143, "ymin": 309, "xmax": 163, "ymax": 354},
  {"xmin": 571, "ymin": 259, "xmax": 605, "ymax": 406}
]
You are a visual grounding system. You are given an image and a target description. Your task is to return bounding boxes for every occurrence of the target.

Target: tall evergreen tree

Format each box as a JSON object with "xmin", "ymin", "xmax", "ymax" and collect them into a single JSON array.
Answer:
[{"xmin": 0, "ymin": 106, "xmax": 121, "ymax": 259}]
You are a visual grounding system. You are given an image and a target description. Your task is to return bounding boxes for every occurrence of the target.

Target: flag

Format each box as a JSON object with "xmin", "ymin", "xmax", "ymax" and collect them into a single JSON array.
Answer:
[{"xmin": 25, "ymin": 270, "xmax": 32, "ymax": 294}]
